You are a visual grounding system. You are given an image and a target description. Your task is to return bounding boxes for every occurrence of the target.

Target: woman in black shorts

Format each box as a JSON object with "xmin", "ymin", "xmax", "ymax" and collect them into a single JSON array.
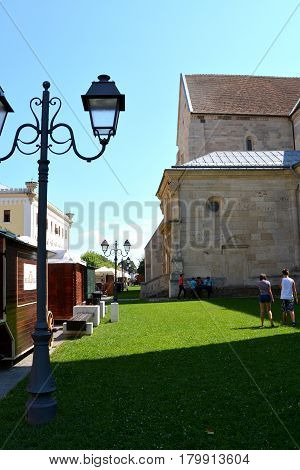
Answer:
[{"xmin": 257, "ymin": 274, "xmax": 275, "ymax": 328}]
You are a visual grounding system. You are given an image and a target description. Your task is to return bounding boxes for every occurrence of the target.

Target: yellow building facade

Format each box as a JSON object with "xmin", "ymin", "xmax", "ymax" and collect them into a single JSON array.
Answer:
[{"xmin": 0, "ymin": 182, "xmax": 72, "ymax": 250}]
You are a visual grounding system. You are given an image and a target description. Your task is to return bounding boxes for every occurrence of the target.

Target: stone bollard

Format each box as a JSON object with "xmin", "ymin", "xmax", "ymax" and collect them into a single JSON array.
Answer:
[
  {"xmin": 99, "ymin": 300, "xmax": 106, "ymax": 319},
  {"xmin": 110, "ymin": 302, "xmax": 119, "ymax": 323}
]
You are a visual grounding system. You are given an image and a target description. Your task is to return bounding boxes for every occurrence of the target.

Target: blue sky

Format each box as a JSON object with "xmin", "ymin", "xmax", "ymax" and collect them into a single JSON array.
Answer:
[{"xmin": 0, "ymin": 0, "xmax": 299, "ymax": 263}]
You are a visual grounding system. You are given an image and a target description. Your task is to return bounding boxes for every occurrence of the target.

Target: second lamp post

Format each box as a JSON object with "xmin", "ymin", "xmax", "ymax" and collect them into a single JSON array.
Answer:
[{"xmin": 101, "ymin": 240, "xmax": 131, "ymax": 301}]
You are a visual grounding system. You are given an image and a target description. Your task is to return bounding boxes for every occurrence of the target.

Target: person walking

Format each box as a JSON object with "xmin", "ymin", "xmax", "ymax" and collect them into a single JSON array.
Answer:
[
  {"xmin": 189, "ymin": 277, "xmax": 197, "ymax": 299},
  {"xmin": 203, "ymin": 276, "xmax": 213, "ymax": 298},
  {"xmin": 257, "ymin": 274, "xmax": 274, "ymax": 328},
  {"xmin": 280, "ymin": 268, "xmax": 297, "ymax": 327},
  {"xmin": 177, "ymin": 273, "xmax": 186, "ymax": 299},
  {"xmin": 196, "ymin": 277, "xmax": 203, "ymax": 298}
]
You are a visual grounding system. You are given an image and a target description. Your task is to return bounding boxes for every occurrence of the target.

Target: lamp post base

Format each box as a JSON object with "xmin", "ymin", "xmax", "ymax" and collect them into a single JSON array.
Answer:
[{"xmin": 26, "ymin": 394, "xmax": 57, "ymax": 425}]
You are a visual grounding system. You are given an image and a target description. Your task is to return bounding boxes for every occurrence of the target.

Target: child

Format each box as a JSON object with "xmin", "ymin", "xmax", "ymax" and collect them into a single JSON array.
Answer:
[{"xmin": 257, "ymin": 274, "xmax": 274, "ymax": 328}]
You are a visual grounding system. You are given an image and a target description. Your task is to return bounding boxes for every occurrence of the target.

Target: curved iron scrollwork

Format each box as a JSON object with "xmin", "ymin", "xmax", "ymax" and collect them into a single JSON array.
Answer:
[
  {"xmin": 0, "ymin": 123, "xmax": 40, "ymax": 162},
  {"xmin": 0, "ymin": 91, "xmax": 110, "ymax": 163},
  {"xmin": 106, "ymin": 247, "xmax": 128, "ymax": 259},
  {"xmin": 0, "ymin": 97, "xmax": 42, "ymax": 162},
  {"xmin": 48, "ymin": 123, "xmax": 111, "ymax": 162}
]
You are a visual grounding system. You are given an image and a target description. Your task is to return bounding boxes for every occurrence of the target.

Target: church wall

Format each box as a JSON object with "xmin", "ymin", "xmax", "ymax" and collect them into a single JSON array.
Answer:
[
  {"xmin": 177, "ymin": 171, "xmax": 300, "ymax": 289},
  {"xmin": 176, "ymin": 83, "xmax": 191, "ymax": 164},
  {"xmin": 144, "ymin": 242, "xmax": 151, "ymax": 283},
  {"xmin": 141, "ymin": 225, "xmax": 168, "ymax": 298},
  {"xmin": 185, "ymin": 116, "xmax": 294, "ymax": 161},
  {"xmin": 150, "ymin": 226, "xmax": 164, "ymax": 280},
  {"xmin": 292, "ymin": 109, "xmax": 300, "ymax": 150},
  {"xmin": 144, "ymin": 225, "xmax": 164, "ymax": 282}
]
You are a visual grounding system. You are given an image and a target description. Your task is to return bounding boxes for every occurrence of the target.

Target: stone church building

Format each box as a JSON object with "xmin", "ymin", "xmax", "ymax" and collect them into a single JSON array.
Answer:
[{"xmin": 141, "ymin": 74, "xmax": 300, "ymax": 298}]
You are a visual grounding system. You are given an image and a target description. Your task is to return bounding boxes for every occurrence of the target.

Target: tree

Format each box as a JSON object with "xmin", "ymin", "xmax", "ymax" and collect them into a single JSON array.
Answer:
[
  {"xmin": 119, "ymin": 259, "xmax": 137, "ymax": 275},
  {"xmin": 137, "ymin": 258, "xmax": 145, "ymax": 276},
  {"xmin": 81, "ymin": 250, "xmax": 114, "ymax": 268},
  {"xmin": 128, "ymin": 259, "xmax": 137, "ymax": 274}
]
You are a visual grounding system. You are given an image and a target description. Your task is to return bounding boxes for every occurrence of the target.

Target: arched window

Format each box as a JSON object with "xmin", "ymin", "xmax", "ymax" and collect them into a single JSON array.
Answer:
[
  {"xmin": 246, "ymin": 137, "xmax": 253, "ymax": 151},
  {"xmin": 206, "ymin": 197, "xmax": 221, "ymax": 214}
]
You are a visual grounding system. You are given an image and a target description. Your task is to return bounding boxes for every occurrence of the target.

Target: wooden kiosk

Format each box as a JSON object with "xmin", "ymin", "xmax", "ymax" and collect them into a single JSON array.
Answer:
[
  {"xmin": 0, "ymin": 230, "xmax": 38, "ymax": 361},
  {"xmin": 48, "ymin": 251, "xmax": 88, "ymax": 321}
]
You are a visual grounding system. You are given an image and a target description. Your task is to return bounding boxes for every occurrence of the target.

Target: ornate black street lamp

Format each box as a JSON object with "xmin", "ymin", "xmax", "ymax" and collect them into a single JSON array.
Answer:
[
  {"xmin": 0, "ymin": 86, "xmax": 14, "ymax": 135},
  {"xmin": 0, "ymin": 75, "xmax": 125, "ymax": 425},
  {"xmin": 101, "ymin": 240, "xmax": 131, "ymax": 301}
]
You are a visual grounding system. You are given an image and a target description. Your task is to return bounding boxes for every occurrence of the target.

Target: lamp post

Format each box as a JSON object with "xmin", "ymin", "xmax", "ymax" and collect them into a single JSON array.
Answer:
[
  {"xmin": 101, "ymin": 240, "xmax": 131, "ymax": 302},
  {"xmin": 0, "ymin": 75, "xmax": 125, "ymax": 425}
]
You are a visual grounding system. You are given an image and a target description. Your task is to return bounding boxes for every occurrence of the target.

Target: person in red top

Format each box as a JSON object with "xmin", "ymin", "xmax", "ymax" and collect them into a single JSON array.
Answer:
[{"xmin": 177, "ymin": 273, "xmax": 186, "ymax": 299}]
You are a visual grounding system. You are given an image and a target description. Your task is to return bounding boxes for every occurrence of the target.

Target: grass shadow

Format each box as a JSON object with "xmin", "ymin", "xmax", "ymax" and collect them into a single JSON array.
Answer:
[
  {"xmin": 205, "ymin": 297, "xmax": 299, "ymax": 326},
  {"xmin": 0, "ymin": 333, "xmax": 299, "ymax": 450}
]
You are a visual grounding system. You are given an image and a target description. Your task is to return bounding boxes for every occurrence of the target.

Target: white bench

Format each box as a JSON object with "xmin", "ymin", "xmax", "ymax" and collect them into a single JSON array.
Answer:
[{"xmin": 73, "ymin": 305, "xmax": 100, "ymax": 326}]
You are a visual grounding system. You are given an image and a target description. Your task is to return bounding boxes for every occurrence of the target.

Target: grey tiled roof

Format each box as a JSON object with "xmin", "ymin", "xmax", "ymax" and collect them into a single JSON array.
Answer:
[{"xmin": 173, "ymin": 151, "xmax": 300, "ymax": 169}]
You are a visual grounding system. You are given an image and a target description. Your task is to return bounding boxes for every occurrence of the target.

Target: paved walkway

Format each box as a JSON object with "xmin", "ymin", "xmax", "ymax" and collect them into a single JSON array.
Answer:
[{"xmin": 0, "ymin": 327, "xmax": 64, "ymax": 400}]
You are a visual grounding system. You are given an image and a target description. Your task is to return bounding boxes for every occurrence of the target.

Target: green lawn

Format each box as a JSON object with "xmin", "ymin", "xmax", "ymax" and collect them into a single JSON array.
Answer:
[
  {"xmin": 117, "ymin": 285, "xmax": 141, "ymax": 300},
  {"xmin": 0, "ymin": 298, "xmax": 299, "ymax": 450}
]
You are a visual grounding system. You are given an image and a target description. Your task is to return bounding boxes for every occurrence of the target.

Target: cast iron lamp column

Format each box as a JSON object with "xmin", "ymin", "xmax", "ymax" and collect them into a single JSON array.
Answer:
[
  {"xmin": 101, "ymin": 239, "xmax": 131, "ymax": 302},
  {"xmin": 0, "ymin": 75, "xmax": 125, "ymax": 425}
]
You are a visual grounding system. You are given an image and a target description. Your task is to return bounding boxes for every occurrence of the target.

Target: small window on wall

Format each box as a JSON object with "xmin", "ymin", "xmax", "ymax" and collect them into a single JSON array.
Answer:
[
  {"xmin": 206, "ymin": 197, "xmax": 221, "ymax": 214},
  {"xmin": 4, "ymin": 210, "xmax": 10, "ymax": 222},
  {"xmin": 246, "ymin": 137, "xmax": 253, "ymax": 151}
]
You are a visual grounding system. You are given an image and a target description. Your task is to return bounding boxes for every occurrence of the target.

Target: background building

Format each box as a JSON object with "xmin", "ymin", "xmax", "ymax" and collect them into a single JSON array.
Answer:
[
  {"xmin": 142, "ymin": 75, "xmax": 300, "ymax": 298},
  {"xmin": 0, "ymin": 181, "xmax": 73, "ymax": 250}
]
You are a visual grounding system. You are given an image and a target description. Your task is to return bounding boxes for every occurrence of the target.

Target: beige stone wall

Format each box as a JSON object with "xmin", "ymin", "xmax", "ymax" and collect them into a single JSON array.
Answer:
[
  {"xmin": 185, "ymin": 115, "xmax": 294, "ymax": 162},
  {"xmin": 176, "ymin": 81, "xmax": 295, "ymax": 163},
  {"xmin": 144, "ymin": 224, "xmax": 164, "ymax": 282},
  {"xmin": 292, "ymin": 109, "xmax": 300, "ymax": 150},
  {"xmin": 176, "ymin": 82, "xmax": 192, "ymax": 165},
  {"xmin": 140, "ymin": 274, "xmax": 169, "ymax": 298},
  {"xmin": 174, "ymin": 170, "xmax": 300, "ymax": 288}
]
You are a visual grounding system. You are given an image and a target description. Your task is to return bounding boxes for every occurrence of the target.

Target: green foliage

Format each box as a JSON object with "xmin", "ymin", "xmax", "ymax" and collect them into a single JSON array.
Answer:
[
  {"xmin": 80, "ymin": 250, "xmax": 114, "ymax": 268},
  {"xmin": 137, "ymin": 257, "xmax": 145, "ymax": 276},
  {"xmin": 0, "ymin": 298, "xmax": 299, "ymax": 449},
  {"xmin": 119, "ymin": 259, "xmax": 137, "ymax": 274},
  {"xmin": 127, "ymin": 259, "xmax": 137, "ymax": 274}
]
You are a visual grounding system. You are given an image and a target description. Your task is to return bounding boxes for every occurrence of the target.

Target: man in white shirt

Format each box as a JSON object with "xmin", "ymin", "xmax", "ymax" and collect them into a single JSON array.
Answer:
[{"xmin": 280, "ymin": 269, "xmax": 298, "ymax": 327}]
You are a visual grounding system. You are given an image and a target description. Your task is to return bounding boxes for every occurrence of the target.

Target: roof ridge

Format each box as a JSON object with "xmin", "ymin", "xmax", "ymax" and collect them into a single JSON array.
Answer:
[{"xmin": 184, "ymin": 73, "xmax": 300, "ymax": 80}]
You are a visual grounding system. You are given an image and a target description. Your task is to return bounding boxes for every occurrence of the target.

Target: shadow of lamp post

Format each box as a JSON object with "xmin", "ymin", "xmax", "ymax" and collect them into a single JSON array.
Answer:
[
  {"xmin": 0, "ymin": 75, "xmax": 125, "ymax": 425},
  {"xmin": 101, "ymin": 239, "xmax": 131, "ymax": 302}
]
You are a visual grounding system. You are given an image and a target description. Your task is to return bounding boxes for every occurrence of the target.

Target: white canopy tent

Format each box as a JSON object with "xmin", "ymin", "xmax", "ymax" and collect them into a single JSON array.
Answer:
[
  {"xmin": 47, "ymin": 249, "xmax": 87, "ymax": 265},
  {"xmin": 95, "ymin": 266, "xmax": 130, "ymax": 282}
]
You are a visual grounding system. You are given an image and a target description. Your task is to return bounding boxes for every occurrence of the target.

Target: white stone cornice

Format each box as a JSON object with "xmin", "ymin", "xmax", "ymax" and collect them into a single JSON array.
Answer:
[{"xmin": 181, "ymin": 74, "xmax": 193, "ymax": 113}]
